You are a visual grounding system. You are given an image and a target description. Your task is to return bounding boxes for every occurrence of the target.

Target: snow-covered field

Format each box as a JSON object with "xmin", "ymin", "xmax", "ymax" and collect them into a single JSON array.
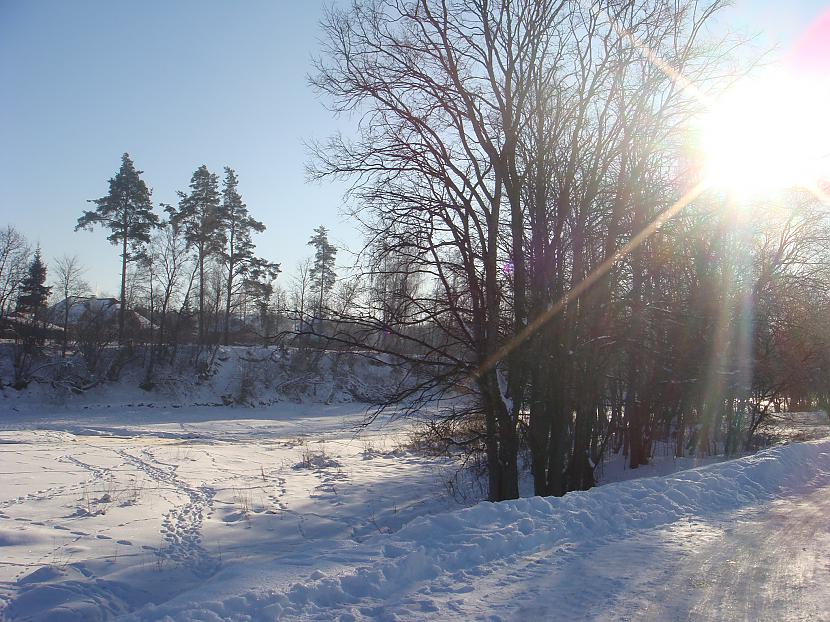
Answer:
[
  {"xmin": 0, "ymin": 404, "xmax": 468, "ymax": 620},
  {"xmin": 1, "ymin": 402, "xmax": 829, "ymax": 621}
]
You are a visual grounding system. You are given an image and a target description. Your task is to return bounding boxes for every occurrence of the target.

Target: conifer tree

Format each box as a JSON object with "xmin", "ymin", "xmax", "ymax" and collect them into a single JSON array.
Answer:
[
  {"xmin": 219, "ymin": 167, "xmax": 279, "ymax": 344},
  {"xmin": 307, "ymin": 226, "xmax": 337, "ymax": 323},
  {"xmin": 16, "ymin": 248, "xmax": 51, "ymax": 317},
  {"xmin": 173, "ymin": 165, "xmax": 223, "ymax": 343},
  {"xmin": 76, "ymin": 153, "xmax": 158, "ymax": 340}
]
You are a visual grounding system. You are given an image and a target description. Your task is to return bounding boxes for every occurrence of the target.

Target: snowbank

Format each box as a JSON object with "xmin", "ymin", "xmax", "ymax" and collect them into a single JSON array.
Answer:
[
  {"xmin": 0, "ymin": 345, "xmax": 408, "ymax": 413},
  {"xmin": 124, "ymin": 438, "xmax": 830, "ymax": 621}
]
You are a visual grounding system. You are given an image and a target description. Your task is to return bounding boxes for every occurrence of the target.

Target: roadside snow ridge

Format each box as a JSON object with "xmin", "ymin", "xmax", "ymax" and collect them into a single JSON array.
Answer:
[{"xmin": 126, "ymin": 439, "xmax": 830, "ymax": 621}]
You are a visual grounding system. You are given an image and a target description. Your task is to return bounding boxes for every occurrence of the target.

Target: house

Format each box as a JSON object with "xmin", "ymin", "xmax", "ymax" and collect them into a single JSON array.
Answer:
[{"xmin": 48, "ymin": 296, "xmax": 152, "ymax": 329}]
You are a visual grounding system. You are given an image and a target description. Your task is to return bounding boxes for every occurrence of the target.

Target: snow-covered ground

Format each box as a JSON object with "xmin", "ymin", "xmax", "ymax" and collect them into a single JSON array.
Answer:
[
  {"xmin": 0, "ymin": 404, "xmax": 469, "ymax": 620},
  {"xmin": 1, "ymin": 401, "xmax": 828, "ymax": 621}
]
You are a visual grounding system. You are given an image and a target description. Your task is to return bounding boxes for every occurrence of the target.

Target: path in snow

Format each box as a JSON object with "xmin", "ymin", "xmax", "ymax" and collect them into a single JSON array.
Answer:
[
  {"xmin": 447, "ymin": 483, "xmax": 830, "ymax": 621},
  {"xmin": 115, "ymin": 448, "xmax": 218, "ymax": 576},
  {"xmin": 626, "ymin": 486, "xmax": 830, "ymax": 621}
]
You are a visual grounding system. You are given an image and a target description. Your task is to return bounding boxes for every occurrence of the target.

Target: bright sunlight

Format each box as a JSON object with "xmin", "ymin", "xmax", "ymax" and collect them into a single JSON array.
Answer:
[
  {"xmin": 698, "ymin": 71, "xmax": 830, "ymax": 198},
  {"xmin": 698, "ymin": 5, "xmax": 830, "ymax": 202}
]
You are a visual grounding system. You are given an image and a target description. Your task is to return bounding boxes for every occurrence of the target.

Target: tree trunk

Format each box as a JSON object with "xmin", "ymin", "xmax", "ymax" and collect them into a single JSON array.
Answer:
[
  {"xmin": 223, "ymin": 265, "xmax": 233, "ymax": 346},
  {"xmin": 119, "ymin": 224, "xmax": 128, "ymax": 343},
  {"xmin": 198, "ymin": 244, "xmax": 205, "ymax": 345}
]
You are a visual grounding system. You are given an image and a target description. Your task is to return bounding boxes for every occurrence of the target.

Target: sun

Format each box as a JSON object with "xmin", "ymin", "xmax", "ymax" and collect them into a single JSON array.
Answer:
[{"xmin": 697, "ymin": 71, "xmax": 830, "ymax": 199}]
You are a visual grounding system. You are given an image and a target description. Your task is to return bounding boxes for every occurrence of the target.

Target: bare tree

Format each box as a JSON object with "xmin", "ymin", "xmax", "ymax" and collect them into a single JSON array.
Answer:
[
  {"xmin": 290, "ymin": 258, "xmax": 313, "ymax": 334},
  {"xmin": 148, "ymin": 211, "xmax": 192, "ymax": 354},
  {"xmin": 51, "ymin": 254, "xmax": 90, "ymax": 357},
  {"xmin": 0, "ymin": 225, "xmax": 30, "ymax": 319},
  {"xmin": 311, "ymin": 0, "xmax": 744, "ymax": 500}
]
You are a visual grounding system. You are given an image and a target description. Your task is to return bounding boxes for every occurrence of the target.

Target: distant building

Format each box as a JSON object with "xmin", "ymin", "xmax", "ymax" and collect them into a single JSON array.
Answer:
[{"xmin": 48, "ymin": 296, "xmax": 152, "ymax": 329}]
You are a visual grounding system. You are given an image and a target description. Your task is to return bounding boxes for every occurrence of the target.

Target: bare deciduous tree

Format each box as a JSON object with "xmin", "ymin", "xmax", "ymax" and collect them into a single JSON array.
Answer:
[
  {"xmin": 0, "ymin": 225, "xmax": 30, "ymax": 319},
  {"xmin": 51, "ymin": 254, "xmax": 89, "ymax": 356}
]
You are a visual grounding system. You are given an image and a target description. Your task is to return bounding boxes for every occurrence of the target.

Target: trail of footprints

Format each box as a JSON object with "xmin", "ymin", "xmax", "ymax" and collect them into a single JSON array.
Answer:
[
  {"xmin": 2, "ymin": 440, "xmax": 354, "ymax": 583},
  {"xmin": 115, "ymin": 448, "xmax": 218, "ymax": 576},
  {"xmin": 309, "ymin": 463, "xmax": 350, "ymax": 504},
  {"xmin": 60, "ymin": 455, "xmax": 113, "ymax": 480},
  {"xmin": 2, "ymin": 445, "xmax": 217, "ymax": 579},
  {"xmin": 0, "ymin": 483, "xmax": 73, "ymax": 512},
  {"xmin": 1, "ymin": 454, "xmax": 113, "ymax": 512},
  {"xmin": 264, "ymin": 475, "xmax": 288, "ymax": 513}
]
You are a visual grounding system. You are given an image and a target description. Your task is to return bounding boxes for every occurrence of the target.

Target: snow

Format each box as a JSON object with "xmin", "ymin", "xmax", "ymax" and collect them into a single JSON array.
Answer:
[
  {"xmin": 0, "ymin": 402, "xmax": 473, "ymax": 621},
  {"xmin": 1, "ymin": 396, "xmax": 828, "ymax": 620},
  {"xmin": 0, "ymin": 345, "xmax": 410, "ymax": 411}
]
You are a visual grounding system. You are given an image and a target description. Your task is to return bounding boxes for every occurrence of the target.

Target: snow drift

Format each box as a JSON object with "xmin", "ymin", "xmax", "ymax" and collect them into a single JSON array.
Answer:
[{"xmin": 120, "ymin": 438, "xmax": 830, "ymax": 621}]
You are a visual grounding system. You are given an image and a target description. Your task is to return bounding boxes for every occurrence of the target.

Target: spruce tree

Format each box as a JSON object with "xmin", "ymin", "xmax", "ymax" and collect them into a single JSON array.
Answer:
[
  {"xmin": 219, "ymin": 167, "xmax": 279, "ymax": 345},
  {"xmin": 76, "ymin": 153, "xmax": 158, "ymax": 340},
  {"xmin": 307, "ymin": 226, "xmax": 337, "ymax": 323},
  {"xmin": 173, "ymin": 165, "xmax": 223, "ymax": 344},
  {"xmin": 16, "ymin": 248, "xmax": 51, "ymax": 317}
]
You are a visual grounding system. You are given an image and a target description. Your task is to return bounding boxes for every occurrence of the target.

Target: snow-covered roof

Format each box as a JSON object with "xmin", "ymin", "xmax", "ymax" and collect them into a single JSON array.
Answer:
[{"xmin": 48, "ymin": 296, "xmax": 151, "ymax": 328}]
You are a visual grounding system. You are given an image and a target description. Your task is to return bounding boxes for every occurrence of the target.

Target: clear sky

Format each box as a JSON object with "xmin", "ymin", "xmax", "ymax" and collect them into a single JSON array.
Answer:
[{"xmin": 1, "ymin": 0, "xmax": 827, "ymax": 295}]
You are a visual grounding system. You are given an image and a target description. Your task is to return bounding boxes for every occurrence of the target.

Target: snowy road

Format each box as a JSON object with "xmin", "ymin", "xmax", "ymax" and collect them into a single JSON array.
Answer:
[
  {"xmin": 441, "ymin": 482, "xmax": 830, "ymax": 621},
  {"xmin": 632, "ymin": 486, "xmax": 830, "ymax": 621}
]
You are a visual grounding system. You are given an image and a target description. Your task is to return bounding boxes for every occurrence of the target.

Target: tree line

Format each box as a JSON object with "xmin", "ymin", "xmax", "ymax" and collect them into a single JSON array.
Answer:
[
  {"xmin": 5, "ymin": 0, "xmax": 830, "ymax": 504},
  {"xmin": 74, "ymin": 154, "xmax": 281, "ymax": 349},
  {"xmin": 301, "ymin": 0, "xmax": 830, "ymax": 501},
  {"xmin": 0, "ymin": 153, "xmax": 343, "ymax": 387}
]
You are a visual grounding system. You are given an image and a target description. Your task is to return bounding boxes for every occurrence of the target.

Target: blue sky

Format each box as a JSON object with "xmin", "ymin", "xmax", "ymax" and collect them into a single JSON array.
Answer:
[
  {"xmin": 1, "ymin": 0, "xmax": 827, "ymax": 294},
  {"xmin": 1, "ymin": 1, "xmax": 351, "ymax": 294}
]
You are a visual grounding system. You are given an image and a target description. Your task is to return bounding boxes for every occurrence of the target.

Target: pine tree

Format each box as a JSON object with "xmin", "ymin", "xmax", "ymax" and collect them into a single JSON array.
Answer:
[
  {"xmin": 173, "ymin": 165, "xmax": 223, "ymax": 344},
  {"xmin": 219, "ymin": 167, "xmax": 279, "ymax": 345},
  {"xmin": 307, "ymin": 226, "xmax": 337, "ymax": 323},
  {"xmin": 16, "ymin": 248, "xmax": 51, "ymax": 317},
  {"xmin": 76, "ymin": 153, "xmax": 158, "ymax": 340}
]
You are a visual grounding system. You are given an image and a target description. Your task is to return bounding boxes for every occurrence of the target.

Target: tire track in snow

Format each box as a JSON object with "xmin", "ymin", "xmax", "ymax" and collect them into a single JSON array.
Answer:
[{"xmin": 115, "ymin": 449, "xmax": 218, "ymax": 576}]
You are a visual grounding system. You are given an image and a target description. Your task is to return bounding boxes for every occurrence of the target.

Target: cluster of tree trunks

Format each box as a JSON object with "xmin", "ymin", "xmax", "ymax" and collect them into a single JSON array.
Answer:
[{"xmin": 309, "ymin": 0, "xmax": 830, "ymax": 500}]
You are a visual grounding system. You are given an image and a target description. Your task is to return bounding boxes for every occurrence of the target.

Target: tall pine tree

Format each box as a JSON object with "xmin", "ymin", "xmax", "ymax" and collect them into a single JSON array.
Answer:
[
  {"xmin": 173, "ymin": 165, "xmax": 223, "ymax": 344},
  {"xmin": 219, "ymin": 167, "xmax": 279, "ymax": 345},
  {"xmin": 76, "ymin": 153, "xmax": 158, "ymax": 340},
  {"xmin": 307, "ymin": 226, "xmax": 337, "ymax": 324}
]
